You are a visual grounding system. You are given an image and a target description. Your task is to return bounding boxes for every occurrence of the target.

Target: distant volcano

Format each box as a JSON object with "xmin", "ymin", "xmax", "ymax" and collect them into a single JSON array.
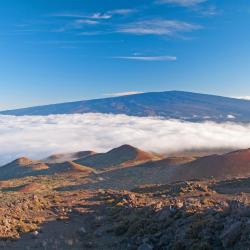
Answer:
[{"xmin": 2, "ymin": 91, "xmax": 250, "ymax": 122}]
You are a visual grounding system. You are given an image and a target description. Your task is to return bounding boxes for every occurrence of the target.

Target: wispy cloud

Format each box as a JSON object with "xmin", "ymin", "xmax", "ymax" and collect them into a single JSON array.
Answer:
[
  {"xmin": 89, "ymin": 9, "xmax": 136, "ymax": 19},
  {"xmin": 108, "ymin": 9, "xmax": 136, "ymax": 15},
  {"xmin": 49, "ymin": 16, "xmax": 104, "ymax": 33},
  {"xmin": 157, "ymin": 0, "xmax": 218, "ymax": 17},
  {"xmin": 90, "ymin": 13, "xmax": 112, "ymax": 20},
  {"xmin": 27, "ymin": 40, "xmax": 124, "ymax": 47},
  {"xmin": 49, "ymin": 12, "xmax": 112, "ymax": 20},
  {"xmin": 157, "ymin": 0, "xmax": 207, "ymax": 6},
  {"xmin": 114, "ymin": 55, "xmax": 177, "ymax": 61},
  {"xmin": 118, "ymin": 19, "xmax": 201, "ymax": 36},
  {"xmin": 78, "ymin": 31, "xmax": 110, "ymax": 36},
  {"xmin": 103, "ymin": 91, "xmax": 143, "ymax": 97},
  {"xmin": 1, "ymin": 114, "xmax": 250, "ymax": 166},
  {"xmin": 75, "ymin": 19, "xmax": 100, "ymax": 25},
  {"xmin": 49, "ymin": 10, "xmax": 132, "ymax": 34},
  {"xmin": 51, "ymin": 9, "xmax": 135, "ymax": 21},
  {"xmin": 200, "ymin": 6, "xmax": 218, "ymax": 16},
  {"xmin": 50, "ymin": 13, "xmax": 86, "ymax": 18},
  {"xmin": 48, "ymin": 9, "xmax": 201, "ymax": 38}
]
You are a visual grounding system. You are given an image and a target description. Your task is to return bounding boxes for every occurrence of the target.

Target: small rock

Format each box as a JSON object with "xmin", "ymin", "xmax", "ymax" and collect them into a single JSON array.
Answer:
[
  {"xmin": 65, "ymin": 239, "xmax": 74, "ymax": 246},
  {"xmin": 98, "ymin": 189, "xmax": 106, "ymax": 194},
  {"xmin": 41, "ymin": 240, "xmax": 47, "ymax": 247},
  {"xmin": 31, "ymin": 231, "xmax": 39, "ymax": 239},
  {"xmin": 176, "ymin": 201, "xmax": 184, "ymax": 209},
  {"xmin": 78, "ymin": 226, "xmax": 87, "ymax": 236}
]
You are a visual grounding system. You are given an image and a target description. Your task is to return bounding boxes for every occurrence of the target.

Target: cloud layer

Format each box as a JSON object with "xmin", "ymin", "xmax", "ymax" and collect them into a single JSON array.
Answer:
[{"xmin": 1, "ymin": 113, "xmax": 250, "ymax": 166}]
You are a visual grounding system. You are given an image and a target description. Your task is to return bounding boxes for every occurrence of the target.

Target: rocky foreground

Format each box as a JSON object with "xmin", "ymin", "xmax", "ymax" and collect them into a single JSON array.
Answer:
[
  {"xmin": 1, "ymin": 176, "xmax": 250, "ymax": 249},
  {"xmin": 2, "ymin": 145, "xmax": 250, "ymax": 249}
]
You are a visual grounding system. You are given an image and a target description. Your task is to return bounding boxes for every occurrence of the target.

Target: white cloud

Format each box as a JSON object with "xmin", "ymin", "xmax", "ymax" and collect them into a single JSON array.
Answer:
[
  {"xmin": 227, "ymin": 115, "xmax": 235, "ymax": 119},
  {"xmin": 1, "ymin": 114, "xmax": 250, "ymax": 166},
  {"xmin": 90, "ymin": 13, "xmax": 112, "ymax": 20},
  {"xmin": 78, "ymin": 31, "xmax": 108, "ymax": 36},
  {"xmin": 50, "ymin": 13, "xmax": 86, "ymax": 18},
  {"xmin": 51, "ymin": 12, "xmax": 112, "ymax": 20},
  {"xmin": 114, "ymin": 55, "xmax": 177, "ymax": 61},
  {"xmin": 75, "ymin": 19, "xmax": 99, "ymax": 25},
  {"xmin": 103, "ymin": 92, "xmax": 143, "ymax": 97},
  {"xmin": 201, "ymin": 6, "xmax": 218, "ymax": 16},
  {"xmin": 108, "ymin": 9, "xmax": 136, "ymax": 15},
  {"xmin": 51, "ymin": 9, "xmax": 134, "ymax": 22},
  {"xmin": 157, "ymin": 0, "xmax": 207, "ymax": 6},
  {"xmin": 236, "ymin": 96, "xmax": 250, "ymax": 100},
  {"xmin": 118, "ymin": 19, "xmax": 201, "ymax": 36}
]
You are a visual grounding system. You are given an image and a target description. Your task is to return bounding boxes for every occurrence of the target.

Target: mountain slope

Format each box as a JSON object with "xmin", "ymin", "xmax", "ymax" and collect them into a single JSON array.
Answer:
[
  {"xmin": 173, "ymin": 149, "xmax": 250, "ymax": 180},
  {"xmin": 75, "ymin": 144, "xmax": 160, "ymax": 169},
  {"xmin": 87, "ymin": 156, "xmax": 197, "ymax": 189},
  {"xmin": 0, "ymin": 157, "xmax": 94, "ymax": 180},
  {"xmin": 0, "ymin": 145, "xmax": 158, "ymax": 180},
  {"xmin": 1, "ymin": 91, "xmax": 250, "ymax": 122}
]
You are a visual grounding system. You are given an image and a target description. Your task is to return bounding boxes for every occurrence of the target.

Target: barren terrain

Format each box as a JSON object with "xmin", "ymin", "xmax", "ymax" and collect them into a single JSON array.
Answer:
[{"xmin": 1, "ymin": 145, "xmax": 250, "ymax": 249}]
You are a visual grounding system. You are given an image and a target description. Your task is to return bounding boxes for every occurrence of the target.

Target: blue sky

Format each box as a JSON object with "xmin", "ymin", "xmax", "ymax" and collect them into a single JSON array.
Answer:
[{"xmin": 0, "ymin": 0, "xmax": 249, "ymax": 110}]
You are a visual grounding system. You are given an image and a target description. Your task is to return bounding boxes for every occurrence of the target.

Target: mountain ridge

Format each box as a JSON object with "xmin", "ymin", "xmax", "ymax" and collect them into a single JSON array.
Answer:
[
  {"xmin": 2, "ymin": 145, "xmax": 250, "ymax": 183},
  {"xmin": 1, "ymin": 90, "xmax": 250, "ymax": 122}
]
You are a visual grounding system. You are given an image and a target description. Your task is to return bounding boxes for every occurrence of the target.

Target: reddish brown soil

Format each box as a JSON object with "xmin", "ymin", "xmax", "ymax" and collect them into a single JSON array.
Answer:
[
  {"xmin": 174, "ymin": 148, "xmax": 250, "ymax": 181},
  {"xmin": 75, "ymin": 144, "xmax": 161, "ymax": 169}
]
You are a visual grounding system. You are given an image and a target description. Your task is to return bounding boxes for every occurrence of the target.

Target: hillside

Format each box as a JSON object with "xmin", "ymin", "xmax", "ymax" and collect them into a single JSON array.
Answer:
[
  {"xmin": 173, "ymin": 148, "xmax": 250, "ymax": 180},
  {"xmin": 75, "ymin": 144, "xmax": 160, "ymax": 169},
  {"xmin": 2, "ymin": 91, "xmax": 250, "ymax": 122},
  {"xmin": 0, "ymin": 145, "xmax": 159, "ymax": 180},
  {"xmin": 0, "ymin": 157, "xmax": 94, "ymax": 180},
  {"xmin": 3, "ymin": 146, "xmax": 250, "ymax": 184},
  {"xmin": 85, "ymin": 156, "xmax": 197, "ymax": 190}
]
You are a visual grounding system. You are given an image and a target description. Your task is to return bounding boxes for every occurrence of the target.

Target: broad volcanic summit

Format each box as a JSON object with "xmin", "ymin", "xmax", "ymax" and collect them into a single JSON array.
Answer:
[{"xmin": 2, "ymin": 91, "xmax": 250, "ymax": 122}]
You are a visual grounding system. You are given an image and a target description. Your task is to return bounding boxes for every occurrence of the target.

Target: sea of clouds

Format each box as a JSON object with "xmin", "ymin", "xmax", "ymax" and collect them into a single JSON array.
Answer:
[{"xmin": 1, "ymin": 113, "xmax": 250, "ymax": 166}]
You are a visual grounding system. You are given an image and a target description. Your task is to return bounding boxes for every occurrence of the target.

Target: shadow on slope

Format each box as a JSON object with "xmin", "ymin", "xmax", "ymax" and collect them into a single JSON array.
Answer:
[{"xmin": 0, "ymin": 159, "xmax": 94, "ymax": 181}]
